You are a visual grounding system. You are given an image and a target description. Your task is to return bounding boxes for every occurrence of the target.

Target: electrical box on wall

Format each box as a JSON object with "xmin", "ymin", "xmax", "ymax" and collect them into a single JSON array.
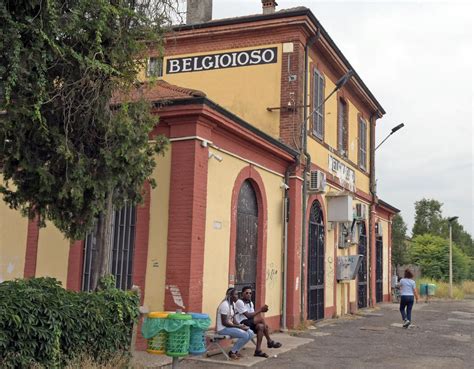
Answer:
[
  {"xmin": 336, "ymin": 255, "xmax": 363, "ymax": 281},
  {"xmin": 327, "ymin": 195, "xmax": 353, "ymax": 222}
]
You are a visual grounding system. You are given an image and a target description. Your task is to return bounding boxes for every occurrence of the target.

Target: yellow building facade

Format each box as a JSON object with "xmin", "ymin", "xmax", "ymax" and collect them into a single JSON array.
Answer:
[{"xmin": 0, "ymin": 2, "xmax": 400, "ymax": 343}]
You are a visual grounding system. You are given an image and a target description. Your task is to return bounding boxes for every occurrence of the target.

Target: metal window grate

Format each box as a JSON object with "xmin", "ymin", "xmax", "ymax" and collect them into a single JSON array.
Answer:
[{"xmin": 82, "ymin": 205, "xmax": 137, "ymax": 291}]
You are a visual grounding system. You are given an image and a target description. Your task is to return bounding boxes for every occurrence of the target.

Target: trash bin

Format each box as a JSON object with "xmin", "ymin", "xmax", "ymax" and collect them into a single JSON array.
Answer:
[
  {"xmin": 188, "ymin": 313, "xmax": 211, "ymax": 355},
  {"xmin": 166, "ymin": 313, "xmax": 193, "ymax": 357},
  {"xmin": 142, "ymin": 312, "xmax": 169, "ymax": 355},
  {"xmin": 419, "ymin": 283, "xmax": 428, "ymax": 296},
  {"xmin": 427, "ymin": 283, "xmax": 436, "ymax": 296}
]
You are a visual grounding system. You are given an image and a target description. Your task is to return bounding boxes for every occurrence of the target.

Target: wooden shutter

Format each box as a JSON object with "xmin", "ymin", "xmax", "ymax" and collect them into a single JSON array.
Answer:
[{"xmin": 313, "ymin": 70, "xmax": 325, "ymax": 139}]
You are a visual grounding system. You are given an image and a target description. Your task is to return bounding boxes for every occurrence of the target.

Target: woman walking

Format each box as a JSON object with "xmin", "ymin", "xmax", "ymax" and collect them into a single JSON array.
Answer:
[{"xmin": 399, "ymin": 269, "xmax": 419, "ymax": 328}]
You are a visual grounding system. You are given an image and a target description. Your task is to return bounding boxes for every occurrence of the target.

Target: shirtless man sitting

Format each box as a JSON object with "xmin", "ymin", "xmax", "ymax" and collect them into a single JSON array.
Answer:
[{"xmin": 234, "ymin": 286, "xmax": 282, "ymax": 358}]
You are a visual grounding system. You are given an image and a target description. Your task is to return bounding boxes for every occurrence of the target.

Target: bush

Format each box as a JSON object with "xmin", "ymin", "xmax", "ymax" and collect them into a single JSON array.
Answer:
[{"xmin": 0, "ymin": 277, "xmax": 139, "ymax": 368}]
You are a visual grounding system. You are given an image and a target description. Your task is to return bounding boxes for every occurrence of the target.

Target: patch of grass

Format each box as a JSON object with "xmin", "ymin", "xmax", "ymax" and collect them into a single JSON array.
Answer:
[{"xmin": 461, "ymin": 280, "xmax": 474, "ymax": 295}]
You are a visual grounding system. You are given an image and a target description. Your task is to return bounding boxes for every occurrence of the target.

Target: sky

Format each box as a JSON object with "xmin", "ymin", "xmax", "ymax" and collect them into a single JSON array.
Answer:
[{"xmin": 201, "ymin": 0, "xmax": 473, "ymax": 236}]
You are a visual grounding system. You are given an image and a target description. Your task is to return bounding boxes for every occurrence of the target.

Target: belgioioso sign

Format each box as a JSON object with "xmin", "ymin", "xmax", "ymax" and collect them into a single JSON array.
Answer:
[{"xmin": 166, "ymin": 47, "xmax": 277, "ymax": 74}]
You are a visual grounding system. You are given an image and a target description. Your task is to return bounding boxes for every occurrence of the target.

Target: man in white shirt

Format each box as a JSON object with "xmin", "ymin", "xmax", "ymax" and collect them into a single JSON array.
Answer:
[
  {"xmin": 234, "ymin": 286, "xmax": 282, "ymax": 358},
  {"xmin": 216, "ymin": 287, "xmax": 255, "ymax": 360}
]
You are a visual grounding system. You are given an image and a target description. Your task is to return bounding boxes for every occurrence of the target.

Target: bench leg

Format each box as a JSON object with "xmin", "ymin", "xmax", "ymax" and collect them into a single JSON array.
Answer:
[{"xmin": 207, "ymin": 341, "xmax": 230, "ymax": 360}]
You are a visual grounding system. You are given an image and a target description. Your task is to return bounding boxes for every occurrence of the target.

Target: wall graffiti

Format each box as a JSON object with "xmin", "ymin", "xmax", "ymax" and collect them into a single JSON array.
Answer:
[
  {"xmin": 265, "ymin": 263, "xmax": 278, "ymax": 288},
  {"xmin": 327, "ymin": 256, "xmax": 334, "ymax": 278}
]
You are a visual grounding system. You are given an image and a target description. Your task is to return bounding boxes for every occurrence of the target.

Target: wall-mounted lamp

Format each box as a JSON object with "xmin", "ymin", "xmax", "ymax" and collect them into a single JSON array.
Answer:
[{"xmin": 375, "ymin": 123, "xmax": 405, "ymax": 151}]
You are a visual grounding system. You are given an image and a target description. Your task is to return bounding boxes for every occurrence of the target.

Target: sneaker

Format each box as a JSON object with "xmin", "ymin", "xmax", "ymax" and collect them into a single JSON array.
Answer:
[{"xmin": 403, "ymin": 320, "xmax": 411, "ymax": 328}]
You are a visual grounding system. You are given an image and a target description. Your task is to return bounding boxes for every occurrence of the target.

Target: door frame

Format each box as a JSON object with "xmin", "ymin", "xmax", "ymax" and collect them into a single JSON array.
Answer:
[
  {"xmin": 229, "ymin": 166, "xmax": 267, "ymax": 308},
  {"xmin": 357, "ymin": 221, "xmax": 368, "ymax": 308},
  {"xmin": 307, "ymin": 199, "xmax": 325, "ymax": 320}
]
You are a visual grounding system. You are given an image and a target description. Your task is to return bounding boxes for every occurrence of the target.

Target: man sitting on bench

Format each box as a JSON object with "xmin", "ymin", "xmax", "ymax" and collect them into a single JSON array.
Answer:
[
  {"xmin": 234, "ymin": 286, "xmax": 282, "ymax": 358},
  {"xmin": 216, "ymin": 287, "xmax": 255, "ymax": 360}
]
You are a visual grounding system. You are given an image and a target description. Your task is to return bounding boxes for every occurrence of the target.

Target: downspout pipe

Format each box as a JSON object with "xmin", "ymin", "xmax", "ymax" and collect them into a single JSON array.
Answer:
[
  {"xmin": 281, "ymin": 159, "xmax": 298, "ymax": 331},
  {"xmin": 368, "ymin": 111, "xmax": 379, "ymax": 307},
  {"xmin": 300, "ymin": 33, "xmax": 320, "ymax": 324}
]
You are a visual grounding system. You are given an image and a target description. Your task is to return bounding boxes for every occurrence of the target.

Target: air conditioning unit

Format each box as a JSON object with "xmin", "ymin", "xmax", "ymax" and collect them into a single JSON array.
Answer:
[
  {"xmin": 308, "ymin": 170, "xmax": 326, "ymax": 192},
  {"xmin": 376, "ymin": 221, "xmax": 383, "ymax": 237},
  {"xmin": 354, "ymin": 203, "xmax": 367, "ymax": 220}
]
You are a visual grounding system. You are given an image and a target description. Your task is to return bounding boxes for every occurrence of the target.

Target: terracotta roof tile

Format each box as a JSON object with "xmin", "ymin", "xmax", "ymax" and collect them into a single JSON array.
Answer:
[{"xmin": 111, "ymin": 80, "xmax": 206, "ymax": 105}]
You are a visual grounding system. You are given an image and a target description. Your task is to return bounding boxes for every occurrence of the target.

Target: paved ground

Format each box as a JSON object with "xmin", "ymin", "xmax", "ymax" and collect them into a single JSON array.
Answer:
[{"xmin": 175, "ymin": 298, "xmax": 473, "ymax": 369}]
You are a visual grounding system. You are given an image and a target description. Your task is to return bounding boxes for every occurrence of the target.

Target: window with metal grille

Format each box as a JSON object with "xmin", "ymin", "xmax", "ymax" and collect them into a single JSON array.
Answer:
[
  {"xmin": 146, "ymin": 57, "xmax": 163, "ymax": 78},
  {"xmin": 337, "ymin": 98, "xmax": 348, "ymax": 156},
  {"xmin": 358, "ymin": 117, "xmax": 367, "ymax": 170},
  {"xmin": 312, "ymin": 69, "xmax": 325, "ymax": 140},
  {"xmin": 82, "ymin": 205, "xmax": 137, "ymax": 291}
]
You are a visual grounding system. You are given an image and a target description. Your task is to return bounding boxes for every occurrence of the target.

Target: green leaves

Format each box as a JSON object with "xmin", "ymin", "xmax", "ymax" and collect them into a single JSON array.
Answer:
[
  {"xmin": 409, "ymin": 234, "xmax": 470, "ymax": 282},
  {"xmin": 0, "ymin": 1, "xmax": 177, "ymax": 240},
  {"xmin": 0, "ymin": 277, "xmax": 139, "ymax": 368}
]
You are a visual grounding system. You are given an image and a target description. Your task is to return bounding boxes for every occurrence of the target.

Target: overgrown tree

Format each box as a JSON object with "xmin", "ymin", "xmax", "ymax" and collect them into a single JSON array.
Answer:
[
  {"xmin": 0, "ymin": 0, "xmax": 181, "ymax": 290},
  {"xmin": 391, "ymin": 213, "xmax": 408, "ymax": 267},
  {"xmin": 408, "ymin": 234, "xmax": 470, "ymax": 282},
  {"xmin": 412, "ymin": 198, "xmax": 444, "ymax": 237}
]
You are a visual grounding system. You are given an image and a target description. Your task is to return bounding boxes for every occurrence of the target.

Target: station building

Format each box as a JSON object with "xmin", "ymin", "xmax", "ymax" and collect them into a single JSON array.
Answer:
[{"xmin": 0, "ymin": 0, "xmax": 399, "ymax": 343}]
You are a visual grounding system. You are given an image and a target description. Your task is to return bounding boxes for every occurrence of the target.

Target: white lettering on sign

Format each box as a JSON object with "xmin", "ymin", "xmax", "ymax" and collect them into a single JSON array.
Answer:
[
  {"xmin": 328, "ymin": 155, "xmax": 356, "ymax": 192},
  {"xmin": 168, "ymin": 59, "xmax": 180, "ymax": 73},
  {"xmin": 166, "ymin": 47, "xmax": 278, "ymax": 74}
]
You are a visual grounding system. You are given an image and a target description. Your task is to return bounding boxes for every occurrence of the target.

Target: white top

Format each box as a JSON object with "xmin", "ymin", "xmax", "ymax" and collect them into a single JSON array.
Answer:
[
  {"xmin": 399, "ymin": 278, "xmax": 416, "ymax": 296},
  {"xmin": 234, "ymin": 299, "xmax": 254, "ymax": 324},
  {"xmin": 216, "ymin": 300, "xmax": 233, "ymax": 331}
]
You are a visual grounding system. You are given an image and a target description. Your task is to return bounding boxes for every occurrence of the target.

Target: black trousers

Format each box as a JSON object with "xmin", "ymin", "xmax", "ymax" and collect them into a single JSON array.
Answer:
[{"xmin": 399, "ymin": 295, "xmax": 414, "ymax": 321}]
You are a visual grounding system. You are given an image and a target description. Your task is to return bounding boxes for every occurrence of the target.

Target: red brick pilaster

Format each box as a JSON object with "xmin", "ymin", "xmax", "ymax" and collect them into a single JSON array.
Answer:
[
  {"xmin": 66, "ymin": 240, "xmax": 84, "ymax": 291},
  {"xmin": 24, "ymin": 217, "xmax": 40, "ymax": 278},
  {"xmin": 164, "ymin": 139, "xmax": 209, "ymax": 313},
  {"xmin": 285, "ymin": 172, "xmax": 303, "ymax": 328},
  {"xmin": 279, "ymin": 41, "xmax": 305, "ymax": 149},
  {"xmin": 133, "ymin": 181, "xmax": 152, "ymax": 304},
  {"xmin": 387, "ymin": 215, "xmax": 393, "ymax": 301},
  {"xmin": 370, "ymin": 205, "xmax": 377, "ymax": 306}
]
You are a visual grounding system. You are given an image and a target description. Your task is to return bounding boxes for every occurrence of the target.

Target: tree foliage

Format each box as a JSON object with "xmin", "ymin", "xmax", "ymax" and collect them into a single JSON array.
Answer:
[
  {"xmin": 411, "ymin": 198, "xmax": 473, "ymax": 279},
  {"xmin": 412, "ymin": 198, "xmax": 444, "ymax": 237},
  {"xmin": 1, "ymin": 1, "xmax": 181, "ymax": 288},
  {"xmin": 408, "ymin": 234, "xmax": 470, "ymax": 282},
  {"xmin": 0, "ymin": 0, "xmax": 181, "ymax": 238},
  {"xmin": 391, "ymin": 213, "xmax": 408, "ymax": 266}
]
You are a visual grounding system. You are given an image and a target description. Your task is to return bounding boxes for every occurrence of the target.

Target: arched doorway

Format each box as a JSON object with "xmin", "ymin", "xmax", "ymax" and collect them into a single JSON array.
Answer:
[
  {"xmin": 235, "ymin": 180, "xmax": 258, "ymax": 301},
  {"xmin": 308, "ymin": 201, "xmax": 325, "ymax": 320},
  {"xmin": 357, "ymin": 222, "xmax": 368, "ymax": 308}
]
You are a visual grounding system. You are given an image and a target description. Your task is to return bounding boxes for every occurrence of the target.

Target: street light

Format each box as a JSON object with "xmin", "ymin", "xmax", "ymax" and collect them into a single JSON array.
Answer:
[
  {"xmin": 448, "ymin": 216, "xmax": 458, "ymax": 298},
  {"xmin": 375, "ymin": 123, "xmax": 405, "ymax": 151},
  {"xmin": 304, "ymin": 70, "xmax": 354, "ymax": 124}
]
